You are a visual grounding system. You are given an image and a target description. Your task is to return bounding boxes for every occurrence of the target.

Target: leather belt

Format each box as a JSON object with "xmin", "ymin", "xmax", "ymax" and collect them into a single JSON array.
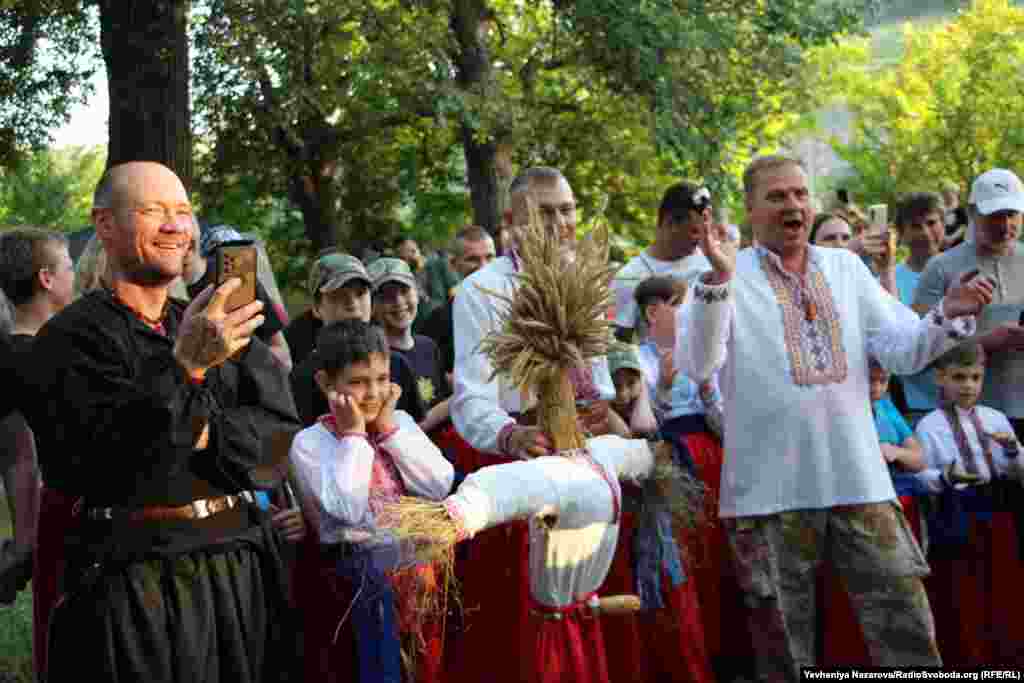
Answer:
[{"xmin": 82, "ymin": 491, "xmax": 257, "ymax": 522}]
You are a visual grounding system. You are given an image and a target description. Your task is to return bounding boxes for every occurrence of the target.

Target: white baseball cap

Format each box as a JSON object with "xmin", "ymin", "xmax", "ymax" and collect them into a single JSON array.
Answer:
[{"xmin": 968, "ymin": 169, "xmax": 1024, "ymax": 215}]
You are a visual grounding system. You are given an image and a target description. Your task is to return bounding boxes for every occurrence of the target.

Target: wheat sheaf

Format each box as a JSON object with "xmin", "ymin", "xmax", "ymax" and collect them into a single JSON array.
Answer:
[{"xmin": 476, "ymin": 205, "xmax": 617, "ymax": 452}]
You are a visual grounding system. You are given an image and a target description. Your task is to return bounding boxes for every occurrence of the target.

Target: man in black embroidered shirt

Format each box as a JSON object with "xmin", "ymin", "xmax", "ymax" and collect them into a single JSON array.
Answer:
[{"xmin": 22, "ymin": 161, "xmax": 301, "ymax": 682}]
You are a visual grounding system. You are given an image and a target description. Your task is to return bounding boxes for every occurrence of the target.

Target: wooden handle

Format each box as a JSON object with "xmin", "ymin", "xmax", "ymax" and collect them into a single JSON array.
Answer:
[{"xmin": 596, "ymin": 594, "xmax": 642, "ymax": 615}]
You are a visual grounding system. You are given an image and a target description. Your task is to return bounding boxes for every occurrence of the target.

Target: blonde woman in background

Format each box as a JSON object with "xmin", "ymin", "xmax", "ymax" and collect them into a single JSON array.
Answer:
[{"xmin": 75, "ymin": 231, "xmax": 191, "ymax": 300}]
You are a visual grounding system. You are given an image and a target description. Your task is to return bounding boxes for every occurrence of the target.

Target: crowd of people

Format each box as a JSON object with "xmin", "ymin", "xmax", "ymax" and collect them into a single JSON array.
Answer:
[{"xmin": 0, "ymin": 155, "xmax": 1021, "ymax": 683}]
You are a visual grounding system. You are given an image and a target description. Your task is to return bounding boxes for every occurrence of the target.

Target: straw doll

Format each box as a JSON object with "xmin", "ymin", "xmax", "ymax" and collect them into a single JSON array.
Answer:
[{"xmin": 383, "ymin": 212, "xmax": 703, "ymax": 683}]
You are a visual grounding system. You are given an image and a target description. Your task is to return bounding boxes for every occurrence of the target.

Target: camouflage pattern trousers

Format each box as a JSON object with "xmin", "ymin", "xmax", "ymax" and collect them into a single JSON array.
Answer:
[{"xmin": 725, "ymin": 501, "xmax": 942, "ymax": 683}]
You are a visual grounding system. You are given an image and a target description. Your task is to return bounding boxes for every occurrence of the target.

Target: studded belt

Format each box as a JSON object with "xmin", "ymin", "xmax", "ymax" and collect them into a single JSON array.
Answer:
[{"xmin": 80, "ymin": 491, "xmax": 257, "ymax": 522}]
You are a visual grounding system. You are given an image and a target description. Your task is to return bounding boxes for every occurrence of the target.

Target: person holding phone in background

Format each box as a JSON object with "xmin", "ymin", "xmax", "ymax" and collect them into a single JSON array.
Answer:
[{"xmin": 914, "ymin": 169, "xmax": 1024, "ymax": 440}]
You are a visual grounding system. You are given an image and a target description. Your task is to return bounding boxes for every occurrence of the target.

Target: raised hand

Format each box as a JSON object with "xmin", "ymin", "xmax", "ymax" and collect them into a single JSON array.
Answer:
[
  {"xmin": 370, "ymin": 382, "xmax": 402, "ymax": 434},
  {"xmin": 700, "ymin": 223, "xmax": 737, "ymax": 281},
  {"xmin": 329, "ymin": 390, "xmax": 366, "ymax": 434},
  {"xmin": 861, "ymin": 230, "xmax": 897, "ymax": 272},
  {"xmin": 657, "ymin": 347, "xmax": 678, "ymax": 391},
  {"xmin": 174, "ymin": 278, "xmax": 265, "ymax": 379},
  {"xmin": 942, "ymin": 270, "xmax": 994, "ymax": 319}
]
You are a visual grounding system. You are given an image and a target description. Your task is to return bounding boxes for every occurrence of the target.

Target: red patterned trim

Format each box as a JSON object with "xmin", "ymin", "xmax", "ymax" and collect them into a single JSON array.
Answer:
[
  {"xmin": 579, "ymin": 450, "xmax": 620, "ymax": 524},
  {"xmin": 759, "ymin": 253, "xmax": 848, "ymax": 386},
  {"xmin": 372, "ymin": 426, "xmax": 400, "ymax": 444}
]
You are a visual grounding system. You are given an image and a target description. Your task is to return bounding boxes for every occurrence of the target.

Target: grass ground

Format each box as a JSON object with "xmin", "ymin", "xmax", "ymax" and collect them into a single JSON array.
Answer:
[{"xmin": 0, "ymin": 493, "xmax": 33, "ymax": 683}]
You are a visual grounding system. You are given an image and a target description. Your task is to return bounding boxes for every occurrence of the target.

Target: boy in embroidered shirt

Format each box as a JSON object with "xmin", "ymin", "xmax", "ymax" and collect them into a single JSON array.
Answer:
[
  {"xmin": 289, "ymin": 320, "xmax": 454, "ymax": 683},
  {"xmin": 634, "ymin": 276, "xmax": 723, "ymax": 441},
  {"xmin": 913, "ymin": 341, "xmax": 1024, "ymax": 666},
  {"xmin": 915, "ymin": 342, "xmax": 1021, "ymax": 492}
]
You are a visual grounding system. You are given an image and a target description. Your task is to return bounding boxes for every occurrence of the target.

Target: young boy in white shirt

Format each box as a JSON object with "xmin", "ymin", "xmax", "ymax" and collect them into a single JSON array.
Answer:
[
  {"xmin": 289, "ymin": 320, "xmax": 454, "ymax": 683},
  {"xmin": 914, "ymin": 341, "xmax": 1023, "ymax": 666}
]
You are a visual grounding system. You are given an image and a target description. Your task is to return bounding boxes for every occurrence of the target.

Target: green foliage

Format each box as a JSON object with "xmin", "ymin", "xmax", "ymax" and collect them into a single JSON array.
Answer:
[
  {"xmin": 795, "ymin": 0, "xmax": 1024, "ymax": 205},
  {"xmin": 191, "ymin": 0, "xmax": 872, "ymax": 271},
  {"xmin": 0, "ymin": 145, "xmax": 106, "ymax": 229},
  {"xmin": 0, "ymin": 2, "xmax": 97, "ymax": 168},
  {"xmin": 0, "ymin": 498, "xmax": 32, "ymax": 683}
]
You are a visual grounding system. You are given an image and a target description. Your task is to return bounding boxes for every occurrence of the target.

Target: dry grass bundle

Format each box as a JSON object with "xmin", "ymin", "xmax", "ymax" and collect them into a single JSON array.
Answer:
[
  {"xmin": 476, "ymin": 202, "xmax": 617, "ymax": 451},
  {"xmin": 380, "ymin": 498, "xmax": 463, "ymax": 566},
  {"xmin": 645, "ymin": 441, "xmax": 707, "ymax": 533}
]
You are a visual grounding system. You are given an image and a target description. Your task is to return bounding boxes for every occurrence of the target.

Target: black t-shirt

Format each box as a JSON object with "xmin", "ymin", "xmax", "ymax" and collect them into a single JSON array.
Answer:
[
  {"xmin": 187, "ymin": 272, "xmax": 284, "ymax": 343},
  {"xmin": 391, "ymin": 335, "xmax": 449, "ymax": 409},
  {"xmin": 289, "ymin": 350, "xmax": 425, "ymax": 427},
  {"xmin": 419, "ymin": 299, "xmax": 454, "ymax": 376},
  {"xmin": 0, "ymin": 333, "xmax": 34, "ymax": 421},
  {"xmin": 283, "ymin": 309, "xmax": 321, "ymax": 368}
]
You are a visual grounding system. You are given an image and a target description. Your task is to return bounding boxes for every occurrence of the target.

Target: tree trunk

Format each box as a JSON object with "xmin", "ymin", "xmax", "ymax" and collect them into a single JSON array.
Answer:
[
  {"xmin": 452, "ymin": 0, "xmax": 502, "ymax": 234},
  {"xmin": 462, "ymin": 127, "xmax": 501, "ymax": 235},
  {"xmin": 98, "ymin": 0, "xmax": 193, "ymax": 191},
  {"xmin": 288, "ymin": 167, "xmax": 341, "ymax": 254}
]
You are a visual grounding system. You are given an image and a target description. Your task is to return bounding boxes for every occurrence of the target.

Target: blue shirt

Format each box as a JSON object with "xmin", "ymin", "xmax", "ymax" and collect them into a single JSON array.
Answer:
[
  {"xmin": 874, "ymin": 397, "xmax": 912, "ymax": 445},
  {"xmin": 893, "ymin": 264, "xmax": 940, "ymax": 412},
  {"xmin": 874, "ymin": 397, "xmax": 928, "ymax": 496}
]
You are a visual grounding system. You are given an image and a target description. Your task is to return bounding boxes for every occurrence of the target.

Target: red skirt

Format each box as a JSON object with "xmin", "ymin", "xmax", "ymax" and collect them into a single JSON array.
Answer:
[
  {"xmin": 446, "ymin": 444, "xmax": 532, "ymax": 683},
  {"xmin": 924, "ymin": 511, "xmax": 1024, "ymax": 666},
  {"xmin": 450, "ymin": 436, "xmax": 715, "ymax": 683},
  {"xmin": 529, "ymin": 593, "xmax": 610, "ymax": 683},
  {"xmin": 32, "ymin": 487, "xmax": 77, "ymax": 680}
]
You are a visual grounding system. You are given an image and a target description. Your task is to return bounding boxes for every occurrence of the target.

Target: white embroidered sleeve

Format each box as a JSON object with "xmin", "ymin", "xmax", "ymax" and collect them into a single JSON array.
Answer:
[
  {"xmin": 861, "ymin": 253, "xmax": 976, "ymax": 375},
  {"xmin": 290, "ymin": 428, "xmax": 377, "ymax": 527},
  {"xmin": 378, "ymin": 411, "xmax": 455, "ymax": 501},
  {"xmin": 676, "ymin": 275, "xmax": 732, "ymax": 384},
  {"xmin": 451, "ymin": 277, "xmax": 516, "ymax": 454}
]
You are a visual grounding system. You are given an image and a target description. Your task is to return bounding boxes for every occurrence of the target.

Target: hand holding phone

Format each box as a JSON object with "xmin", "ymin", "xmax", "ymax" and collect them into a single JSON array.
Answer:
[{"xmin": 213, "ymin": 240, "xmax": 258, "ymax": 313}]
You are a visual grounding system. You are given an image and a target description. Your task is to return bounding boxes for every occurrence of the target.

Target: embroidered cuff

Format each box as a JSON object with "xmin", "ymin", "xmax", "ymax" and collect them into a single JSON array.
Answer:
[
  {"xmin": 693, "ymin": 277, "xmax": 731, "ymax": 304},
  {"xmin": 444, "ymin": 498, "xmax": 471, "ymax": 541},
  {"xmin": 927, "ymin": 299, "xmax": 976, "ymax": 340}
]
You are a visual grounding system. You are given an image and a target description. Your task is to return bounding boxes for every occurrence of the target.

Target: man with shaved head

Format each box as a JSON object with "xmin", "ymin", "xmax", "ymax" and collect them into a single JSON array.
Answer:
[{"xmin": 22, "ymin": 161, "xmax": 300, "ymax": 682}]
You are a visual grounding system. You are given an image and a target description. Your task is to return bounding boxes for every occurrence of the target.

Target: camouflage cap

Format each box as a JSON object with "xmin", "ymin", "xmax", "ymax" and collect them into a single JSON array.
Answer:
[
  {"xmin": 607, "ymin": 344, "xmax": 645, "ymax": 376},
  {"xmin": 366, "ymin": 257, "xmax": 417, "ymax": 293},
  {"xmin": 308, "ymin": 253, "xmax": 371, "ymax": 296}
]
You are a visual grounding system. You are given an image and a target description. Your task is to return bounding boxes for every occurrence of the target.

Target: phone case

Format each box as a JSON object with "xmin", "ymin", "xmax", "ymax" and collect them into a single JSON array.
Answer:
[{"xmin": 214, "ymin": 243, "xmax": 257, "ymax": 312}]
